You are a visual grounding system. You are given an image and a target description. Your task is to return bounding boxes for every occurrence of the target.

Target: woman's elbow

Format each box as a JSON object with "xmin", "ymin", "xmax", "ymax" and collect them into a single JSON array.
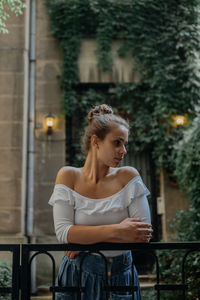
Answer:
[{"xmin": 55, "ymin": 224, "xmax": 71, "ymax": 244}]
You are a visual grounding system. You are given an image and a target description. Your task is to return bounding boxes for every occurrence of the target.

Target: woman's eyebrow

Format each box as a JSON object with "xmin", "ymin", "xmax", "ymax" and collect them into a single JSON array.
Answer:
[{"xmin": 115, "ymin": 137, "xmax": 128, "ymax": 143}]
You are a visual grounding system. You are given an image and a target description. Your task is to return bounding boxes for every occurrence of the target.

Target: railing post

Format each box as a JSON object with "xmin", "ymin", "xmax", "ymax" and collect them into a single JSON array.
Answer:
[
  {"xmin": 21, "ymin": 244, "xmax": 31, "ymax": 300},
  {"xmin": 12, "ymin": 245, "xmax": 20, "ymax": 300},
  {"xmin": 0, "ymin": 244, "xmax": 20, "ymax": 300}
]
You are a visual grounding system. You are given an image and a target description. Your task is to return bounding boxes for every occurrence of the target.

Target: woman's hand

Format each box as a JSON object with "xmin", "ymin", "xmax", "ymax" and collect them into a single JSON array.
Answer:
[
  {"xmin": 65, "ymin": 251, "xmax": 80, "ymax": 259},
  {"xmin": 117, "ymin": 218, "xmax": 153, "ymax": 243}
]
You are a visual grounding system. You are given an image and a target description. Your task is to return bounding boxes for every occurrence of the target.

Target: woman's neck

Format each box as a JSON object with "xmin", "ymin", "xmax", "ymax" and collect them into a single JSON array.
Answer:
[{"xmin": 82, "ymin": 151, "xmax": 109, "ymax": 184}]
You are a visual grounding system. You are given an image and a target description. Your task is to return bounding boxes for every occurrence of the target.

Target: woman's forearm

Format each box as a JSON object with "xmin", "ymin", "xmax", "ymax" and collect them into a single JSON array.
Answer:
[
  {"xmin": 67, "ymin": 218, "xmax": 153, "ymax": 244},
  {"xmin": 67, "ymin": 224, "xmax": 120, "ymax": 244}
]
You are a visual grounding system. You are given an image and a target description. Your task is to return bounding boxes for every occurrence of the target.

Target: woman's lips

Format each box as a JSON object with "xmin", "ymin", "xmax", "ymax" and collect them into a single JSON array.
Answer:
[{"xmin": 114, "ymin": 157, "xmax": 123, "ymax": 163}]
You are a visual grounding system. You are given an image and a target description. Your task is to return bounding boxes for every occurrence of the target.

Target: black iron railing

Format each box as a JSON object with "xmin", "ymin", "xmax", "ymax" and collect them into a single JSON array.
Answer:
[
  {"xmin": 0, "ymin": 242, "xmax": 200, "ymax": 300},
  {"xmin": 0, "ymin": 244, "xmax": 20, "ymax": 300}
]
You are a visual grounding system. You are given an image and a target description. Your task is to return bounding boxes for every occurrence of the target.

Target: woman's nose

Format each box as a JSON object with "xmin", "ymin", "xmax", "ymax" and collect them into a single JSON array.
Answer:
[{"xmin": 120, "ymin": 145, "xmax": 127, "ymax": 155}]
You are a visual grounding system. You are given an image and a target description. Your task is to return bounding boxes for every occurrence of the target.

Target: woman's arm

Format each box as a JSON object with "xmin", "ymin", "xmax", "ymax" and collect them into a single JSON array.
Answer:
[
  {"xmin": 53, "ymin": 201, "xmax": 152, "ymax": 244},
  {"xmin": 128, "ymin": 193, "xmax": 152, "ymax": 242},
  {"xmin": 67, "ymin": 219, "xmax": 152, "ymax": 244}
]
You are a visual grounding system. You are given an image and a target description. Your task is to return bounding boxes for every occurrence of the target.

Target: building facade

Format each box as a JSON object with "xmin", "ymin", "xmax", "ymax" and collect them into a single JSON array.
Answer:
[{"xmin": 0, "ymin": 0, "xmax": 187, "ymax": 285}]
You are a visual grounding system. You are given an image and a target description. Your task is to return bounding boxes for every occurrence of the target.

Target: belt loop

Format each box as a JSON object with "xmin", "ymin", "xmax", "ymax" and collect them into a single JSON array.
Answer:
[
  {"xmin": 123, "ymin": 251, "xmax": 128, "ymax": 265},
  {"xmin": 123, "ymin": 256, "xmax": 127, "ymax": 265}
]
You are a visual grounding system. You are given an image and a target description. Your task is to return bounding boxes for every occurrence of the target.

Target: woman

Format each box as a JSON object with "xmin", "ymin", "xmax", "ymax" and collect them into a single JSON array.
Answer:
[{"xmin": 49, "ymin": 104, "xmax": 153, "ymax": 300}]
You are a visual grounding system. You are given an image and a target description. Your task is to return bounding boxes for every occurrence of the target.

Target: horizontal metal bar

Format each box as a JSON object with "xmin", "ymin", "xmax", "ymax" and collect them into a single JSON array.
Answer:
[
  {"xmin": 104, "ymin": 285, "xmax": 138, "ymax": 292},
  {"xmin": 0, "ymin": 244, "xmax": 20, "ymax": 252},
  {"xmin": 0, "ymin": 287, "xmax": 12, "ymax": 293},
  {"xmin": 50, "ymin": 286, "xmax": 86, "ymax": 293},
  {"xmin": 20, "ymin": 242, "xmax": 200, "ymax": 252},
  {"xmin": 155, "ymin": 284, "xmax": 187, "ymax": 291}
]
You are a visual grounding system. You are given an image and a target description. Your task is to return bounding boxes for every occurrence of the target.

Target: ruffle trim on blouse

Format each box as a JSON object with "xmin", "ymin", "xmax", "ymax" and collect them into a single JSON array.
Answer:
[
  {"xmin": 48, "ymin": 185, "xmax": 75, "ymax": 206},
  {"xmin": 48, "ymin": 176, "xmax": 150, "ymax": 215}
]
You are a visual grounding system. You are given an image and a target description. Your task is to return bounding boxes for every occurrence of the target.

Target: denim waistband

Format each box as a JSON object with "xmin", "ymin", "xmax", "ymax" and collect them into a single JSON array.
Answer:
[{"xmin": 66, "ymin": 250, "xmax": 133, "ymax": 275}]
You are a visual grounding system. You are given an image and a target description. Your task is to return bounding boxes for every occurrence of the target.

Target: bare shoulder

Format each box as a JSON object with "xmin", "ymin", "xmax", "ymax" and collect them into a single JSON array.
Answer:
[
  {"xmin": 55, "ymin": 166, "xmax": 80, "ymax": 188},
  {"xmin": 117, "ymin": 166, "xmax": 140, "ymax": 185}
]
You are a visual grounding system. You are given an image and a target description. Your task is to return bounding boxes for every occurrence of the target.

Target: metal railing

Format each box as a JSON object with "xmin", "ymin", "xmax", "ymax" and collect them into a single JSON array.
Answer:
[
  {"xmin": 0, "ymin": 244, "xmax": 20, "ymax": 300},
  {"xmin": 0, "ymin": 242, "xmax": 200, "ymax": 300}
]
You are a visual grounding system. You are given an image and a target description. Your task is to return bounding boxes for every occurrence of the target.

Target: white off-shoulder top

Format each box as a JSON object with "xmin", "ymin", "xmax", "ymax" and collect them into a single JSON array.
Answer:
[{"xmin": 49, "ymin": 175, "xmax": 151, "ymax": 256}]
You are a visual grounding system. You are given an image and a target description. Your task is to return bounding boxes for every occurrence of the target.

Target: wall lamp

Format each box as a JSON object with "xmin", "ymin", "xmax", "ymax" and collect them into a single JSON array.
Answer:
[
  {"xmin": 172, "ymin": 115, "xmax": 188, "ymax": 128},
  {"xmin": 45, "ymin": 113, "xmax": 55, "ymax": 135}
]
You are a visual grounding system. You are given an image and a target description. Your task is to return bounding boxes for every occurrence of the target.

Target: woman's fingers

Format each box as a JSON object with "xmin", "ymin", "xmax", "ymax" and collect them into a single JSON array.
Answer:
[
  {"xmin": 130, "ymin": 222, "xmax": 153, "ymax": 242},
  {"xmin": 126, "ymin": 218, "xmax": 153, "ymax": 229},
  {"xmin": 129, "ymin": 218, "xmax": 142, "ymax": 222},
  {"xmin": 119, "ymin": 217, "xmax": 153, "ymax": 243},
  {"xmin": 136, "ymin": 227, "xmax": 153, "ymax": 242},
  {"xmin": 131, "ymin": 220, "xmax": 152, "ymax": 228},
  {"xmin": 65, "ymin": 251, "xmax": 80, "ymax": 259}
]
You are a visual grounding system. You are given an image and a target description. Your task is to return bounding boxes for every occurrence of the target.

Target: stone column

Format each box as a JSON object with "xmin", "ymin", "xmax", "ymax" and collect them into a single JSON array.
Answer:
[
  {"xmin": 0, "ymin": 7, "xmax": 25, "ymax": 241},
  {"xmin": 160, "ymin": 169, "xmax": 188, "ymax": 241}
]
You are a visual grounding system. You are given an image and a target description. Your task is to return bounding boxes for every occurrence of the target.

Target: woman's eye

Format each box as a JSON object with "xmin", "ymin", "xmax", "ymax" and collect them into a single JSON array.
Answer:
[{"xmin": 115, "ymin": 140, "xmax": 121, "ymax": 146}]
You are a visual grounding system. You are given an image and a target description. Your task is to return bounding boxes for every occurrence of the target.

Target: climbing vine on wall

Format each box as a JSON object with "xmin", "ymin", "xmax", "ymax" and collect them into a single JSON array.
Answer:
[
  {"xmin": 155, "ymin": 116, "xmax": 200, "ymax": 300},
  {"xmin": 0, "ymin": 0, "xmax": 26, "ymax": 33},
  {"xmin": 46, "ymin": 0, "xmax": 200, "ymax": 172}
]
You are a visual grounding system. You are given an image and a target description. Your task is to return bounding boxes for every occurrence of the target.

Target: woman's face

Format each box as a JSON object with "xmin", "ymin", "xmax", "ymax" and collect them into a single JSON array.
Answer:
[{"xmin": 96, "ymin": 124, "xmax": 129, "ymax": 167}]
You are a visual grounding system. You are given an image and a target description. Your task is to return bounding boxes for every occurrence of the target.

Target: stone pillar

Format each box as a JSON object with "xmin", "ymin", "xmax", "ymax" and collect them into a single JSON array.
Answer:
[
  {"xmin": 160, "ymin": 169, "xmax": 188, "ymax": 241},
  {"xmin": 0, "ymin": 7, "xmax": 25, "ymax": 237},
  {"xmin": 34, "ymin": 0, "xmax": 65, "ymax": 238}
]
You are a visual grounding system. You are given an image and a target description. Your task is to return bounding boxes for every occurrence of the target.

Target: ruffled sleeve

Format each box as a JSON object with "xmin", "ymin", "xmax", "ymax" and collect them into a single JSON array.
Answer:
[
  {"xmin": 48, "ymin": 184, "xmax": 75, "ymax": 244},
  {"xmin": 124, "ymin": 176, "xmax": 150, "ymax": 207},
  {"xmin": 126, "ymin": 176, "xmax": 151, "ymax": 223},
  {"xmin": 48, "ymin": 184, "xmax": 75, "ymax": 206}
]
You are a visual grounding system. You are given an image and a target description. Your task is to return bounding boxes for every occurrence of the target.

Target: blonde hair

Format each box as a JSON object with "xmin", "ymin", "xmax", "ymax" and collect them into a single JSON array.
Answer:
[{"xmin": 82, "ymin": 104, "xmax": 129, "ymax": 153}]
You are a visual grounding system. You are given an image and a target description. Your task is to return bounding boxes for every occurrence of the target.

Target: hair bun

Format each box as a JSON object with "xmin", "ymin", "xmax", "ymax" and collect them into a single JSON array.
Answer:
[{"xmin": 88, "ymin": 104, "xmax": 113, "ymax": 125}]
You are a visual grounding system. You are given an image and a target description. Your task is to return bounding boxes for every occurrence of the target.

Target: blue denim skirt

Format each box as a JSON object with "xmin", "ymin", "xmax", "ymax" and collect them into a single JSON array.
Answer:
[{"xmin": 55, "ymin": 250, "xmax": 141, "ymax": 300}]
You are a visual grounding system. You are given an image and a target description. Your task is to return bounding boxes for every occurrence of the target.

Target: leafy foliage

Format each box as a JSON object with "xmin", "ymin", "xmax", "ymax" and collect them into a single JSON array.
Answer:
[
  {"xmin": 175, "ymin": 116, "xmax": 200, "ymax": 212},
  {"xmin": 46, "ymin": 0, "xmax": 200, "ymax": 170},
  {"xmin": 0, "ymin": 261, "xmax": 12, "ymax": 300},
  {"xmin": 173, "ymin": 116, "xmax": 200, "ymax": 245},
  {"xmin": 156, "ymin": 117, "xmax": 200, "ymax": 300},
  {"xmin": 0, "ymin": 0, "xmax": 26, "ymax": 33}
]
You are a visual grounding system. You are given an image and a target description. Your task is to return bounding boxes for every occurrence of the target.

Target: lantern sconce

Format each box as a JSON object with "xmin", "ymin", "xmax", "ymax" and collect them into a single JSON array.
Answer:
[
  {"xmin": 172, "ymin": 115, "xmax": 188, "ymax": 128},
  {"xmin": 45, "ymin": 113, "xmax": 55, "ymax": 135}
]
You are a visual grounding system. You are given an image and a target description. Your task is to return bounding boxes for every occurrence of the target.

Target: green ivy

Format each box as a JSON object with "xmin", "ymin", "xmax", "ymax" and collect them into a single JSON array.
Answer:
[
  {"xmin": 46, "ymin": 0, "xmax": 200, "ymax": 172},
  {"xmin": 174, "ymin": 116, "xmax": 200, "ymax": 240},
  {"xmin": 0, "ymin": 0, "xmax": 26, "ymax": 34},
  {"xmin": 154, "ymin": 116, "xmax": 200, "ymax": 300},
  {"xmin": 0, "ymin": 261, "xmax": 11, "ymax": 300}
]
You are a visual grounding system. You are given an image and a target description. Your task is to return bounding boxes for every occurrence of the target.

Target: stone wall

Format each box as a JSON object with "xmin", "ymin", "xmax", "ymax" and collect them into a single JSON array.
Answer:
[
  {"xmin": 0, "ymin": 8, "xmax": 25, "ymax": 236},
  {"xmin": 34, "ymin": 0, "xmax": 65, "ymax": 238},
  {"xmin": 78, "ymin": 39, "xmax": 140, "ymax": 83},
  {"xmin": 0, "ymin": 0, "xmax": 65, "ymax": 243}
]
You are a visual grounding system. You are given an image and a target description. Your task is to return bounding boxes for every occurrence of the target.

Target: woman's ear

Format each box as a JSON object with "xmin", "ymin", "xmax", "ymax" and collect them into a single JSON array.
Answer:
[{"xmin": 91, "ymin": 134, "xmax": 99, "ymax": 149}]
